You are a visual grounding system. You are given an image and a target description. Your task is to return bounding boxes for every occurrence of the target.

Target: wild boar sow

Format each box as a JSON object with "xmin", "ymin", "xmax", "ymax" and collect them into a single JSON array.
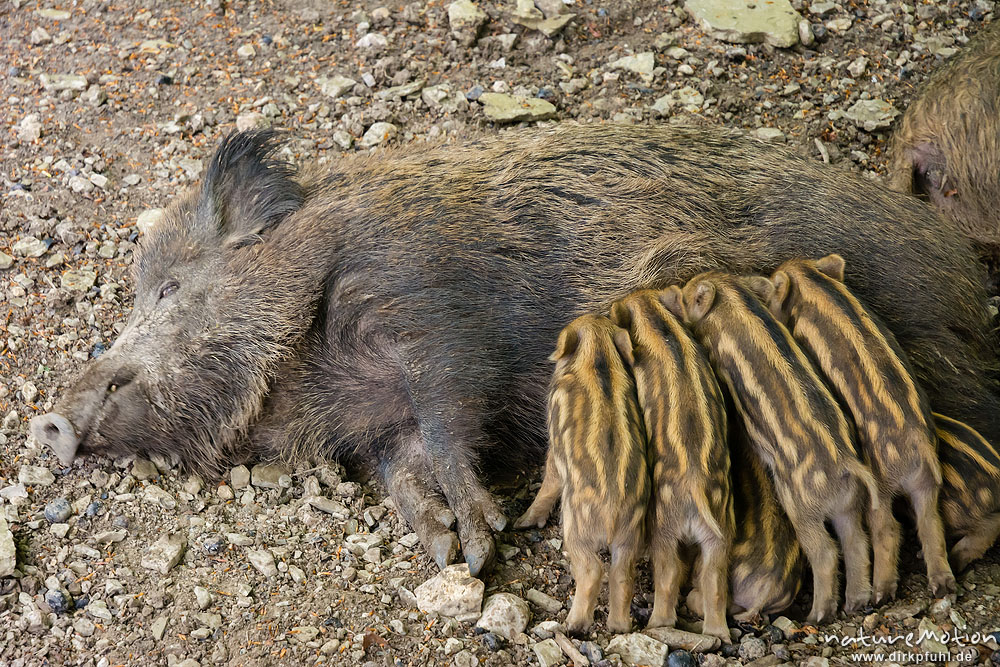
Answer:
[{"xmin": 31, "ymin": 124, "xmax": 1000, "ymax": 577}]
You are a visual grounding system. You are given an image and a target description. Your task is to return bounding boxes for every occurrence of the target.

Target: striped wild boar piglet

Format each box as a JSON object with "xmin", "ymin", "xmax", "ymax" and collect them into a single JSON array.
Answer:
[
  {"xmin": 765, "ymin": 254, "xmax": 954, "ymax": 602},
  {"xmin": 727, "ymin": 427, "xmax": 803, "ymax": 621},
  {"xmin": 687, "ymin": 427, "xmax": 803, "ymax": 622},
  {"xmin": 934, "ymin": 413, "xmax": 1000, "ymax": 571},
  {"xmin": 515, "ymin": 314, "xmax": 650, "ymax": 635},
  {"xmin": 665, "ymin": 272, "xmax": 879, "ymax": 624},
  {"xmin": 611, "ymin": 290, "xmax": 733, "ymax": 642}
]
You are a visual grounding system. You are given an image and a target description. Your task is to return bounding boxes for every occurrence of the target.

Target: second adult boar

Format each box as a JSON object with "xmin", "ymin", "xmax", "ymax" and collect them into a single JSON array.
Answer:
[
  {"xmin": 31, "ymin": 124, "xmax": 1000, "ymax": 577},
  {"xmin": 888, "ymin": 21, "xmax": 1000, "ymax": 288}
]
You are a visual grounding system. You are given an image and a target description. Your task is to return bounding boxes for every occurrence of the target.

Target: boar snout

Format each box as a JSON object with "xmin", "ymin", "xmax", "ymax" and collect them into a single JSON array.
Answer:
[
  {"xmin": 31, "ymin": 412, "xmax": 80, "ymax": 465},
  {"xmin": 32, "ymin": 358, "xmax": 146, "ymax": 466}
]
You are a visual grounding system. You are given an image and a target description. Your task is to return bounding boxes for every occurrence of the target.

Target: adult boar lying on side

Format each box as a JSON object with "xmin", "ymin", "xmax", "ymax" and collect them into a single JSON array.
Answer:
[{"xmin": 32, "ymin": 125, "xmax": 1000, "ymax": 577}]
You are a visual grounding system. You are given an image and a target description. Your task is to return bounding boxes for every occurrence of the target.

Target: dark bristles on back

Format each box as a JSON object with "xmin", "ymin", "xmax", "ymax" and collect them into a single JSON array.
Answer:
[{"xmin": 201, "ymin": 130, "xmax": 305, "ymax": 246}]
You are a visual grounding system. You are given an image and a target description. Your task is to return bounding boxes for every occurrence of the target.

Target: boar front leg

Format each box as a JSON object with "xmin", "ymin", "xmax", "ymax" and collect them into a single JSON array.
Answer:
[
  {"xmin": 417, "ymin": 425, "xmax": 508, "ymax": 576},
  {"xmin": 404, "ymin": 379, "xmax": 509, "ymax": 576},
  {"xmin": 381, "ymin": 436, "xmax": 464, "ymax": 569}
]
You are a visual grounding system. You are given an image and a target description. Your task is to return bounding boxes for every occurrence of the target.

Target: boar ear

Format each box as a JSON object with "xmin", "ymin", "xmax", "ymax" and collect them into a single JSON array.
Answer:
[
  {"xmin": 815, "ymin": 254, "xmax": 846, "ymax": 282},
  {"xmin": 686, "ymin": 281, "xmax": 716, "ymax": 323},
  {"xmin": 200, "ymin": 130, "xmax": 304, "ymax": 248},
  {"xmin": 771, "ymin": 270, "xmax": 791, "ymax": 310},
  {"xmin": 659, "ymin": 285, "xmax": 686, "ymax": 321},
  {"xmin": 613, "ymin": 327, "xmax": 635, "ymax": 366},
  {"xmin": 745, "ymin": 276, "xmax": 776, "ymax": 304},
  {"xmin": 908, "ymin": 141, "xmax": 953, "ymax": 210},
  {"xmin": 550, "ymin": 325, "xmax": 579, "ymax": 361},
  {"xmin": 609, "ymin": 301, "xmax": 631, "ymax": 330}
]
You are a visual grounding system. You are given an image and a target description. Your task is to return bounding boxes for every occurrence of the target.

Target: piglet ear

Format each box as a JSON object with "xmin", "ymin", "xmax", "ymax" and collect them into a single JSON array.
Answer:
[
  {"xmin": 686, "ymin": 281, "xmax": 717, "ymax": 323},
  {"xmin": 771, "ymin": 270, "xmax": 791, "ymax": 310},
  {"xmin": 199, "ymin": 130, "xmax": 304, "ymax": 248},
  {"xmin": 659, "ymin": 285, "xmax": 686, "ymax": 321},
  {"xmin": 550, "ymin": 324, "xmax": 579, "ymax": 362},
  {"xmin": 815, "ymin": 254, "xmax": 846, "ymax": 282},
  {"xmin": 613, "ymin": 327, "xmax": 635, "ymax": 366},
  {"xmin": 745, "ymin": 276, "xmax": 776, "ymax": 304},
  {"xmin": 609, "ymin": 301, "xmax": 632, "ymax": 330}
]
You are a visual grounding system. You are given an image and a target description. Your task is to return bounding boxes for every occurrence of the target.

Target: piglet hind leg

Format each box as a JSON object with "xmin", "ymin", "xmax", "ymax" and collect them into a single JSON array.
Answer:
[
  {"xmin": 697, "ymin": 536, "xmax": 732, "ymax": 643},
  {"xmin": 564, "ymin": 541, "xmax": 603, "ymax": 637},
  {"xmin": 514, "ymin": 448, "xmax": 561, "ymax": 529},
  {"xmin": 607, "ymin": 541, "xmax": 642, "ymax": 634},
  {"xmin": 831, "ymin": 510, "xmax": 872, "ymax": 614},
  {"xmin": 868, "ymin": 494, "xmax": 902, "ymax": 605},
  {"xmin": 787, "ymin": 510, "xmax": 840, "ymax": 625},
  {"xmin": 950, "ymin": 512, "xmax": 1000, "ymax": 572},
  {"xmin": 647, "ymin": 536, "xmax": 685, "ymax": 629},
  {"xmin": 905, "ymin": 475, "xmax": 956, "ymax": 595}
]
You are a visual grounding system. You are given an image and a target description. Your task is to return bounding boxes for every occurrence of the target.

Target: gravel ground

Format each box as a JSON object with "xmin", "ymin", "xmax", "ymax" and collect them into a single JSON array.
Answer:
[{"xmin": 3, "ymin": 1, "xmax": 1000, "ymax": 666}]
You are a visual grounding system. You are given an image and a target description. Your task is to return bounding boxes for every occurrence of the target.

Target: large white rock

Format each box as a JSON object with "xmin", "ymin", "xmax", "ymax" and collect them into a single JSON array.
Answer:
[
  {"xmin": 606, "ymin": 633, "xmax": 669, "ymax": 666},
  {"xmin": 685, "ymin": 0, "xmax": 802, "ymax": 48},
  {"xmin": 415, "ymin": 563, "xmax": 484, "ymax": 622},
  {"xmin": 475, "ymin": 593, "xmax": 531, "ymax": 639}
]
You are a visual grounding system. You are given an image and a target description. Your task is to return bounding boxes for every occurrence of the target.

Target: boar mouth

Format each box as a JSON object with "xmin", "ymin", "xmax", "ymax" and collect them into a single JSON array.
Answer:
[{"xmin": 32, "ymin": 377, "xmax": 156, "ymax": 466}]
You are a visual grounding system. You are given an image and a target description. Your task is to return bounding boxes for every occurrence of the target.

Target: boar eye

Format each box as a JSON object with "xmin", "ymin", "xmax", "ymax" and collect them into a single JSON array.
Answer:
[{"xmin": 158, "ymin": 281, "xmax": 179, "ymax": 300}]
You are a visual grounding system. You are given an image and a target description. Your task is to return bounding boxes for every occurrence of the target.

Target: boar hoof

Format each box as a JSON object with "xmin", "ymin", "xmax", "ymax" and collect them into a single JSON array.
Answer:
[
  {"xmin": 928, "ymin": 572, "xmax": 957, "ymax": 597},
  {"xmin": 429, "ymin": 533, "xmax": 460, "ymax": 571},
  {"xmin": 459, "ymin": 530, "xmax": 496, "ymax": 578}
]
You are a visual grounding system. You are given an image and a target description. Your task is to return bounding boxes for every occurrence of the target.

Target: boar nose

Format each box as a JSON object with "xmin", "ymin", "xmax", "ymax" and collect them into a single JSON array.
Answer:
[{"xmin": 31, "ymin": 413, "xmax": 81, "ymax": 466}]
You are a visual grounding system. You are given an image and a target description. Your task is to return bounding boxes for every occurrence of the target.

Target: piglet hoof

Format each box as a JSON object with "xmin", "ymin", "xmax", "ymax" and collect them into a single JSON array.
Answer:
[
  {"xmin": 843, "ymin": 592, "xmax": 871, "ymax": 616},
  {"xmin": 806, "ymin": 600, "xmax": 837, "ymax": 626},
  {"xmin": 949, "ymin": 542, "xmax": 978, "ymax": 574},
  {"xmin": 872, "ymin": 582, "xmax": 897, "ymax": 607},
  {"xmin": 702, "ymin": 624, "xmax": 733, "ymax": 644},
  {"xmin": 606, "ymin": 618, "xmax": 633, "ymax": 635},
  {"xmin": 929, "ymin": 571, "xmax": 957, "ymax": 597},
  {"xmin": 513, "ymin": 509, "xmax": 548, "ymax": 530},
  {"xmin": 732, "ymin": 609, "xmax": 762, "ymax": 624},
  {"xmin": 565, "ymin": 618, "xmax": 593, "ymax": 638}
]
